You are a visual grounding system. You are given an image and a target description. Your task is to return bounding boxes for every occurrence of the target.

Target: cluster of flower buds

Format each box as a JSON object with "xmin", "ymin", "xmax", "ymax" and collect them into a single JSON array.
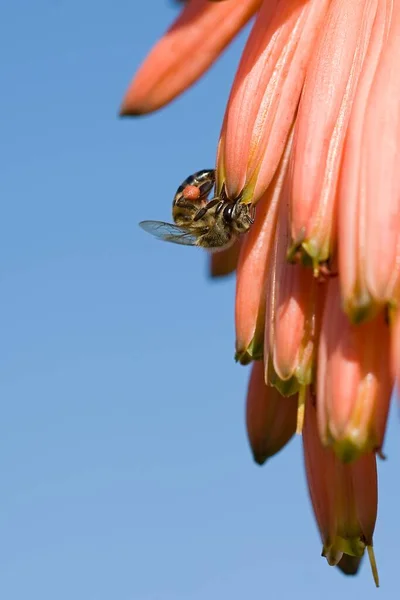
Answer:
[{"xmin": 121, "ymin": 0, "xmax": 400, "ymax": 585}]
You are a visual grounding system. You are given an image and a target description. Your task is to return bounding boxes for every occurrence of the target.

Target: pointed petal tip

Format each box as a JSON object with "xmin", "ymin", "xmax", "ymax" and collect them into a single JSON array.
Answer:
[
  {"xmin": 234, "ymin": 349, "xmax": 253, "ymax": 366},
  {"xmin": 118, "ymin": 108, "xmax": 144, "ymax": 118},
  {"xmin": 235, "ymin": 337, "xmax": 263, "ymax": 365},
  {"xmin": 252, "ymin": 452, "xmax": 267, "ymax": 466},
  {"xmin": 118, "ymin": 97, "xmax": 155, "ymax": 118}
]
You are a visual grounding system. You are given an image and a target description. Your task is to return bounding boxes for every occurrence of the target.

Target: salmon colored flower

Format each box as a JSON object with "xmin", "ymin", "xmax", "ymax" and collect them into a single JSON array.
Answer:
[
  {"xmin": 122, "ymin": 0, "xmax": 400, "ymax": 584},
  {"xmin": 303, "ymin": 393, "xmax": 379, "ymax": 586},
  {"xmin": 264, "ymin": 178, "xmax": 323, "ymax": 401},
  {"xmin": 235, "ymin": 132, "xmax": 291, "ymax": 365},
  {"xmin": 339, "ymin": 0, "xmax": 400, "ymax": 322},
  {"xmin": 317, "ymin": 279, "xmax": 393, "ymax": 462},
  {"xmin": 120, "ymin": 0, "xmax": 261, "ymax": 116},
  {"xmin": 246, "ymin": 361, "xmax": 297, "ymax": 464},
  {"xmin": 209, "ymin": 240, "xmax": 241, "ymax": 279}
]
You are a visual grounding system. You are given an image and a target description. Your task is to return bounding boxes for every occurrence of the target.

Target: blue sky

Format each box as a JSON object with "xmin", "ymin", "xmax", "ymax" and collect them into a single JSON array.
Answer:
[{"xmin": 1, "ymin": 1, "xmax": 399, "ymax": 598}]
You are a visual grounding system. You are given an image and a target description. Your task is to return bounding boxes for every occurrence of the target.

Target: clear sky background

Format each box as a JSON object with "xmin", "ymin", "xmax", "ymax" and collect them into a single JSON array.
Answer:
[{"xmin": 1, "ymin": 1, "xmax": 399, "ymax": 599}]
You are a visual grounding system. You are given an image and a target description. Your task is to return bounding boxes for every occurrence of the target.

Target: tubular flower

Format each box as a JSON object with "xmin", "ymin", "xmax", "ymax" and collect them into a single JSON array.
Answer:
[
  {"xmin": 339, "ymin": 0, "xmax": 400, "ymax": 321},
  {"xmin": 246, "ymin": 361, "xmax": 297, "ymax": 464},
  {"xmin": 120, "ymin": 0, "xmax": 261, "ymax": 116},
  {"xmin": 209, "ymin": 240, "xmax": 241, "ymax": 279},
  {"xmin": 235, "ymin": 132, "xmax": 292, "ymax": 365},
  {"xmin": 289, "ymin": 0, "xmax": 380, "ymax": 271},
  {"xmin": 123, "ymin": 0, "xmax": 400, "ymax": 584},
  {"xmin": 318, "ymin": 279, "xmax": 393, "ymax": 463},
  {"xmin": 264, "ymin": 178, "xmax": 325, "ymax": 401},
  {"xmin": 303, "ymin": 393, "xmax": 379, "ymax": 586},
  {"xmin": 216, "ymin": 0, "xmax": 331, "ymax": 204}
]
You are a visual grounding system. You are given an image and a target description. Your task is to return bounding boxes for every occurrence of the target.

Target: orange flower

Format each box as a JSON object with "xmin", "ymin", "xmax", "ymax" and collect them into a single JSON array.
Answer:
[
  {"xmin": 122, "ymin": 0, "xmax": 400, "ymax": 583},
  {"xmin": 235, "ymin": 132, "xmax": 291, "ymax": 365},
  {"xmin": 303, "ymin": 393, "xmax": 379, "ymax": 586},
  {"xmin": 120, "ymin": 0, "xmax": 261, "ymax": 116},
  {"xmin": 265, "ymin": 177, "xmax": 324, "ymax": 399},
  {"xmin": 246, "ymin": 361, "xmax": 297, "ymax": 464},
  {"xmin": 209, "ymin": 240, "xmax": 241, "ymax": 279},
  {"xmin": 317, "ymin": 279, "xmax": 392, "ymax": 462}
]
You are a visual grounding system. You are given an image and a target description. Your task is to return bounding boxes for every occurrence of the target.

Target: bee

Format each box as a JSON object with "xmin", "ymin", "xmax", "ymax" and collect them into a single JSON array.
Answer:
[{"xmin": 139, "ymin": 169, "xmax": 255, "ymax": 250}]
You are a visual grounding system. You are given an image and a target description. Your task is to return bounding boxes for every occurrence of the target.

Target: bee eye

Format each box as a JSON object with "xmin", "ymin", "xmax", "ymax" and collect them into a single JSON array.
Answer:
[{"xmin": 223, "ymin": 204, "xmax": 234, "ymax": 221}]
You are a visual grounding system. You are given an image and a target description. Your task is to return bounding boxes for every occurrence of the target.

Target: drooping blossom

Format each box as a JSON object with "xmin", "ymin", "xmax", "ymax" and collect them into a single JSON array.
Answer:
[
  {"xmin": 246, "ymin": 360, "xmax": 297, "ymax": 464},
  {"xmin": 122, "ymin": 0, "xmax": 400, "ymax": 584},
  {"xmin": 303, "ymin": 392, "xmax": 379, "ymax": 586}
]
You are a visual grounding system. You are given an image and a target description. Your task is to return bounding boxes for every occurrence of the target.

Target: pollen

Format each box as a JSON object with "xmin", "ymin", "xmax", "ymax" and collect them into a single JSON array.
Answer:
[{"xmin": 182, "ymin": 185, "xmax": 201, "ymax": 201}]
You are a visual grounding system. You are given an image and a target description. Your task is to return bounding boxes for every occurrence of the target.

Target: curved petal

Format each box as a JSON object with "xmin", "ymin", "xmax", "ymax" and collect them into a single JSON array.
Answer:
[
  {"xmin": 290, "ymin": 0, "xmax": 380, "ymax": 267},
  {"xmin": 246, "ymin": 361, "xmax": 297, "ymax": 464},
  {"xmin": 120, "ymin": 0, "xmax": 261, "ymax": 115},
  {"xmin": 217, "ymin": 0, "xmax": 331, "ymax": 204},
  {"xmin": 209, "ymin": 241, "xmax": 241, "ymax": 278}
]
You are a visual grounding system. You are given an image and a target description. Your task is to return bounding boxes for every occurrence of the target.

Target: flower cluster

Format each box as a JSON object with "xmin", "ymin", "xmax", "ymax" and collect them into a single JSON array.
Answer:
[{"xmin": 121, "ymin": 0, "xmax": 400, "ymax": 585}]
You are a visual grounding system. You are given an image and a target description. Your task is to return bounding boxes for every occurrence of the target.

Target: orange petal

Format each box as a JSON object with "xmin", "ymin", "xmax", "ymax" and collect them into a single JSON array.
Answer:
[
  {"xmin": 391, "ymin": 308, "xmax": 400, "ymax": 382},
  {"xmin": 289, "ymin": 0, "xmax": 379, "ymax": 267},
  {"xmin": 235, "ymin": 132, "xmax": 292, "ymax": 364},
  {"xmin": 120, "ymin": 0, "xmax": 261, "ymax": 116},
  {"xmin": 338, "ymin": 0, "xmax": 394, "ymax": 321},
  {"xmin": 209, "ymin": 240, "xmax": 241, "ymax": 279},
  {"xmin": 303, "ymin": 393, "xmax": 379, "ymax": 586},
  {"xmin": 217, "ymin": 0, "xmax": 331, "ymax": 204},
  {"xmin": 317, "ymin": 279, "xmax": 393, "ymax": 462},
  {"xmin": 361, "ymin": 1, "xmax": 400, "ymax": 307},
  {"xmin": 303, "ymin": 391, "xmax": 337, "ymax": 552},
  {"xmin": 265, "ymin": 182, "xmax": 324, "ymax": 393},
  {"xmin": 246, "ymin": 361, "xmax": 297, "ymax": 465}
]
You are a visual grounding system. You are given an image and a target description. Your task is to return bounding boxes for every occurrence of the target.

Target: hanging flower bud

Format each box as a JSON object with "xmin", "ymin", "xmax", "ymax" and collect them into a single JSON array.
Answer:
[
  {"xmin": 303, "ymin": 392, "xmax": 379, "ymax": 587},
  {"xmin": 264, "ymin": 185, "xmax": 324, "ymax": 400},
  {"xmin": 209, "ymin": 241, "xmax": 241, "ymax": 279},
  {"xmin": 120, "ymin": 0, "xmax": 261, "ymax": 116},
  {"xmin": 235, "ymin": 134, "xmax": 292, "ymax": 364},
  {"xmin": 317, "ymin": 279, "xmax": 392, "ymax": 462},
  {"xmin": 246, "ymin": 361, "xmax": 297, "ymax": 464},
  {"xmin": 338, "ymin": 0, "xmax": 396, "ymax": 322}
]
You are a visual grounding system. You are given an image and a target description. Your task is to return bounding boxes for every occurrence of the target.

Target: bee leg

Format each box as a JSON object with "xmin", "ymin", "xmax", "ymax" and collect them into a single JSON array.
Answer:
[{"xmin": 193, "ymin": 198, "xmax": 221, "ymax": 222}]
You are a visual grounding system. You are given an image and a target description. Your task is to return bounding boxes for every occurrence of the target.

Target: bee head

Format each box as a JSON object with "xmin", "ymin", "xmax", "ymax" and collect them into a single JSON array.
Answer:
[{"xmin": 229, "ymin": 201, "xmax": 255, "ymax": 233}]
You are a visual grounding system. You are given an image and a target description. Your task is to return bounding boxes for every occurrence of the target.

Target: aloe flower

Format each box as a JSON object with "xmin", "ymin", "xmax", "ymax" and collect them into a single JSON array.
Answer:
[{"xmin": 121, "ymin": 0, "xmax": 400, "ymax": 585}]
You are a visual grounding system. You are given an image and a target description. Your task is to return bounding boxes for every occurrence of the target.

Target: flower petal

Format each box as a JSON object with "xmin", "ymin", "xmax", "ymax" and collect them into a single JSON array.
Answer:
[
  {"xmin": 289, "ymin": 0, "xmax": 380, "ymax": 267},
  {"xmin": 265, "ymin": 177, "xmax": 324, "ymax": 393},
  {"xmin": 317, "ymin": 279, "xmax": 392, "ymax": 462},
  {"xmin": 338, "ymin": 0, "xmax": 394, "ymax": 321},
  {"xmin": 362, "ymin": 0, "xmax": 400, "ymax": 307},
  {"xmin": 217, "ymin": 0, "xmax": 331, "ymax": 204},
  {"xmin": 120, "ymin": 0, "xmax": 261, "ymax": 116},
  {"xmin": 235, "ymin": 134, "xmax": 291, "ymax": 364},
  {"xmin": 303, "ymin": 393, "xmax": 379, "ymax": 586},
  {"xmin": 209, "ymin": 241, "xmax": 241, "ymax": 279},
  {"xmin": 246, "ymin": 361, "xmax": 297, "ymax": 465}
]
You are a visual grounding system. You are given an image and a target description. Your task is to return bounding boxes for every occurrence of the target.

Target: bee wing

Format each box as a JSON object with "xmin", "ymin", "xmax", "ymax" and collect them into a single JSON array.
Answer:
[{"xmin": 139, "ymin": 220, "xmax": 199, "ymax": 247}]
